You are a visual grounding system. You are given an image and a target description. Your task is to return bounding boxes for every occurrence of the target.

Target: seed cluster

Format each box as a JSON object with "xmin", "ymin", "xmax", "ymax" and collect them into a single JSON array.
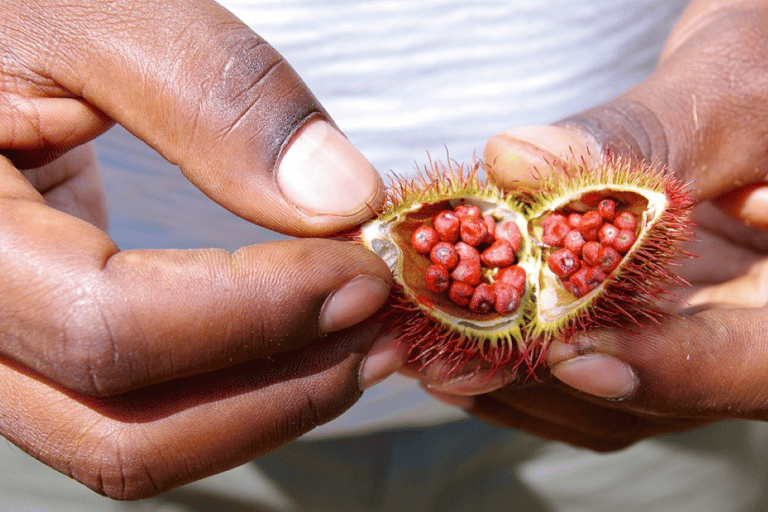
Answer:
[
  {"xmin": 410, "ymin": 204, "xmax": 526, "ymax": 315},
  {"xmin": 543, "ymin": 198, "xmax": 638, "ymax": 298}
]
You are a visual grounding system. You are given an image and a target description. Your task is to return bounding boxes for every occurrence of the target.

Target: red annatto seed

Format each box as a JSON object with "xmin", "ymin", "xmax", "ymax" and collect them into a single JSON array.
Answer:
[
  {"xmin": 597, "ymin": 245, "xmax": 622, "ymax": 273},
  {"xmin": 448, "ymin": 281, "xmax": 475, "ymax": 307},
  {"xmin": 568, "ymin": 213, "xmax": 583, "ymax": 229},
  {"xmin": 455, "ymin": 204, "xmax": 481, "ymax": 221},
  {"xmin": 411, "ymin": 225, "xmax": 439, "ymax": 254},
  {"xmin": 495, "ymin": 265, "xmax": 526, "ymax": 294},
  {"xmin": 567, "ymin": 268, "xmax": 590, "ymax": 298},
  {"xmin": 541, "ymin": 213, "xmax": 568, "ymax": 229},
  {"xmin": 598, "ymin": 198, "xmax": 617, "ymax": 221},
  {"xmin": 614, "ymin": 211, "xmax": 638, "ymax": 231},
  {"xmin": 424, "ymin": 264, "xmax": 450, "ymax": 293},
  {"xmin": 547, "ymin": 248, "xmax": 580, "ymax": 279},
  {"xmin": 563, "ymin": 229, "xmax": 585, "ymax": 255},
  {"xmin": 613, "ymin": 228, "xmax": 636, "ymax": 253},
  {"xmin": 580, "ymin": 227, "xmax": 600, "ymax": 242},
  {"xmin": 454, "ymin": 241, "xmax": 481, "ymax": 263},
  {"xmin": 492, "ymin": 282, "xmax": 521, "ymax": 315},
  {"xmin": 542, "ymin": 220, "xmax": 570, "ymax": 246},
  {"xmin": 598, "ymin": 223, "xmax": 619, "ymax": 245},
  {"xmin": 563, "ymin": 280, "xmax": 581, "ymax": 298},
  {"xmin": 433, "ymin": 210, "xmax": 460, "ymax": 243},
  {"xmin": 494, "ymin": 222, "xmax": 522, "ymax": 253},
  {"xmin": 483, "ymin": 215, "xmax": 496, "ymax": 244},
  {"xmin": 481, "ymin": 240, "xmax": 515, "ymax": 268},
  {"xmin": 430, "ymin": 242, "xmax": 459, "ymax": 270},
  {"xmin": 451, "ymin": 259, "xmax": 482, "ymax": 286},
  {"xmin": 469, "ymin": 283, "xmax": 495, "ymax": 314},
  {"xmin": 459, "ymin": 217, "xmax": 489, "ymax": 247},
  {"xmin": 568, "ymin": 266, "xmax": 603, "ymax": 298},
  {"xmin": 587, "ymin": 266, "xmax": 607, "ymax": 286},
  {"xmin": 582, "ymin": 241, "xmax": 601, "ymax": 266},
  {"xmin": 578, "ymin": 211, "xmax": 603, "ymax": 236}
]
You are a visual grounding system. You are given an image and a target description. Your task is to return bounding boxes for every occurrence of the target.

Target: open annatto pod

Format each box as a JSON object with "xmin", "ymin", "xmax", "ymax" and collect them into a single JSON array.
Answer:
[{"xmin": 360, "ymin": 157, "xmax": 694, "ymax": 378}]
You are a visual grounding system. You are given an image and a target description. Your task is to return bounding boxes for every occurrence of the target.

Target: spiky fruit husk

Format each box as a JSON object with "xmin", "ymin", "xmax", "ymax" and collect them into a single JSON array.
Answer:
[{"xmin": 360, "ymin": 157, "xmax": 694, "ymax": 378}]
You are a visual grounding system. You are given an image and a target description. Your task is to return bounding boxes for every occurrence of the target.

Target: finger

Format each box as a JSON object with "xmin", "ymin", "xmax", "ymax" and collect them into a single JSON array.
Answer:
[
  {"xmin": 547, "ymin": 306, "xmax": 768, "ymax": 419},
  {"xmin": 484, "ymin": 125, "xmax": 598, "ymax": 189},
  {"xmin": 690, "ymin": 201, "xmax": 768, "ymax": 254},
  {"xmin": 0, "ymin": 324, "xmax": 380, "ymax": 500},
  {"xmin": 0, "ymin": 159, "xmax": 391, "ymax": 395},
  {"xmin": 678, "ymin": 202, "xmax": 768, "ymax": 306},
  {"xmin": 424, "ymin": 367, "xmax": 702, "ymax": 451},
  {"xmin": 486, "ymin": 3, "xmax": 768, "ymax": 205},
  {"xmin": 0, "ymin": 94, "xmax": 113, "ymax": 170},
  {"xmin": 669, "ymin": 202, "xmax": 767, "ymax": 289},
  {"xmin": 712, "ymin": 183, "xmax": 768, "ymax": 234},
  {"xmin": 684, "ymin": 262, "xmax": 768, "ymax": 308},
  {"xmin": 466, "ymin": 385, "xmax": 704, "ymax": 452},
  {"xmin": 399, "ymin": 357, "xmax": 519, "ymax": 396},
  {"xmin": 3, "ymin": 0, "xmax": 383, "ymax": 235},
  {"xmin": 358, "ymin": 331, "xmax": 411, "ymax": 389}
]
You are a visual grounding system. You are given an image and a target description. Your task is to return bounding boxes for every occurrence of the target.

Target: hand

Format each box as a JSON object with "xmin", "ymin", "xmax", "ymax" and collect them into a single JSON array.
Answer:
[
  {"xmin": 0, "ymin": 0, "xmax": 404, "ymax": 498},
  {"xmin": 412, "ymin": 0, "xmax": 768, "ymax": 450}
]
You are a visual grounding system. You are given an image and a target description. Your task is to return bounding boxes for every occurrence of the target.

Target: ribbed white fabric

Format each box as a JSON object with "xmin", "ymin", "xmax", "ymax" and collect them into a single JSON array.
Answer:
[{"xmin": 226, "ymin": 0, "xmax": 685, "ymax": 175}]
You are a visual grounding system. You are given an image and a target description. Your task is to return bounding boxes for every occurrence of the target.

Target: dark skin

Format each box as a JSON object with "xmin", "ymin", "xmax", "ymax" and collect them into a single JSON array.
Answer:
[
  {"xmin": 0, "ymin": 0, "xmax": 406, "ymax": 500},
  {"xmin": 5, "ymin": 0, "xmax": 768, "ymax": 500},
  {"xmin": 413, "ymin": 0, "xmax": 768, "ymax": 451}
]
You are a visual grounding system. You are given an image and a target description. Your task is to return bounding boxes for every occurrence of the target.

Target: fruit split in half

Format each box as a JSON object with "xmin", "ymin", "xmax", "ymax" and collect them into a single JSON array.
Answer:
[{"xmin": 360, "ymin": 158, "xmax": 693, "ymax": 376}]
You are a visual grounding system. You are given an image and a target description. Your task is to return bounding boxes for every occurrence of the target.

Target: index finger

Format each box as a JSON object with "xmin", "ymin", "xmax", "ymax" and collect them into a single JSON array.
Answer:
[
  {"xmin": 3, "ymin": 0, "xmax": 383, "ymax": 236},
  {"xmin": 483, "ymin": 125, "xmax": 598, "ymax": 189}
]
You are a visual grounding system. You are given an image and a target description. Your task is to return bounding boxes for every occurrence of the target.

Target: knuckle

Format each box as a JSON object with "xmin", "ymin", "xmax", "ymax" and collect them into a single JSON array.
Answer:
[
  {"xmin": 47, "ymin": 288, "xmax": 137, "ymax": 397},
  {"xmin": 295, "ymin": 391, "xmax": 322, "ymax": 433},
  {"xmin": 73, "ymin": 430, "xmax": 164, "ymax": 500},
  {"xmin": 556, "ymin": 100, "xmax": 669, "ymax": 167},
  {"xmin": 56, "ymin": 307, "xmax": 120, "ymax": 396},
  {"xmin": 251, "ymin": 390, "xmax": 323, "ymax": 450},
  {"xmin": 278, "ymin": 371, "xmax": 361, "ymax": 439},
  {"xmin": 192, "ymin": 31, "xmax": 282, "ymax": 119},
  {"xmin": 172, "ymin": 25, "xmax": 321, "ymax": 157},
  {"xmin": 177, "ymin": 29, "xmax": 267, "ymax": 112}
]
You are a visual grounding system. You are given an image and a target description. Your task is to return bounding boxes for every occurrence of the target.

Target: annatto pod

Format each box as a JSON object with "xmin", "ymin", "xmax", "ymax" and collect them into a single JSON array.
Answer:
[{"xmin": 360, "ymin": 157, "xmax": 694, "ymax": 377}]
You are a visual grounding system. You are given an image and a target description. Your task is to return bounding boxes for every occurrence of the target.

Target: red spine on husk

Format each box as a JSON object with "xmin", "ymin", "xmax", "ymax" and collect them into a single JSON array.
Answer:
[{"xmin": 355, "ymin": 156, "xmax": 694, "ymax": 380}]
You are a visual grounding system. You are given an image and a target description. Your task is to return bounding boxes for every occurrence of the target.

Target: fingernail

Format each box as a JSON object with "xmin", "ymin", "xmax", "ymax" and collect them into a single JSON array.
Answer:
[
  {"xmin": 502, "ymin": 125, "xmax": 598, "ymax": 165},
  {"xmin": 551, "ymin": 354, "xmax": 637, "ymax": 399},
  {"xmin": 546, "ymin": 339, "xmax": 587, "ymax": 366},
  {"xmin": 278, "ymin": 119, "xmax": 383, "ymax": 217},
  {"xmin": 359, "ymin": 331, "xmax": 409, "ymax": 390},
  {"xmin": 427, "ymin": 368, "xmax": 517, "ymax": 396},
  {"xmin": 319, "ymin": 274, "xmax": 390, "ymax": 334},
  {"xmin": 484, "ymin": 126, "xmax": 598, "ymax": 186}
]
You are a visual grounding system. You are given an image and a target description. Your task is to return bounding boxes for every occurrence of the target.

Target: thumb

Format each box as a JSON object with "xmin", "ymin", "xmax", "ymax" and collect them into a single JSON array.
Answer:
[
  {"xmin": 4, "ymin": 0, "xmax": 382, "ymax": 236},
  {"xmin": 546, "ymin": 307, "xmax": 768, "ymax": 419},
  {"xmin": 484, "ymin": 125, "xmax": 599, "ymax": 189},
  {"xmin": 485, "ymin": 2, "xmax": 768, "ymax": 229}
]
